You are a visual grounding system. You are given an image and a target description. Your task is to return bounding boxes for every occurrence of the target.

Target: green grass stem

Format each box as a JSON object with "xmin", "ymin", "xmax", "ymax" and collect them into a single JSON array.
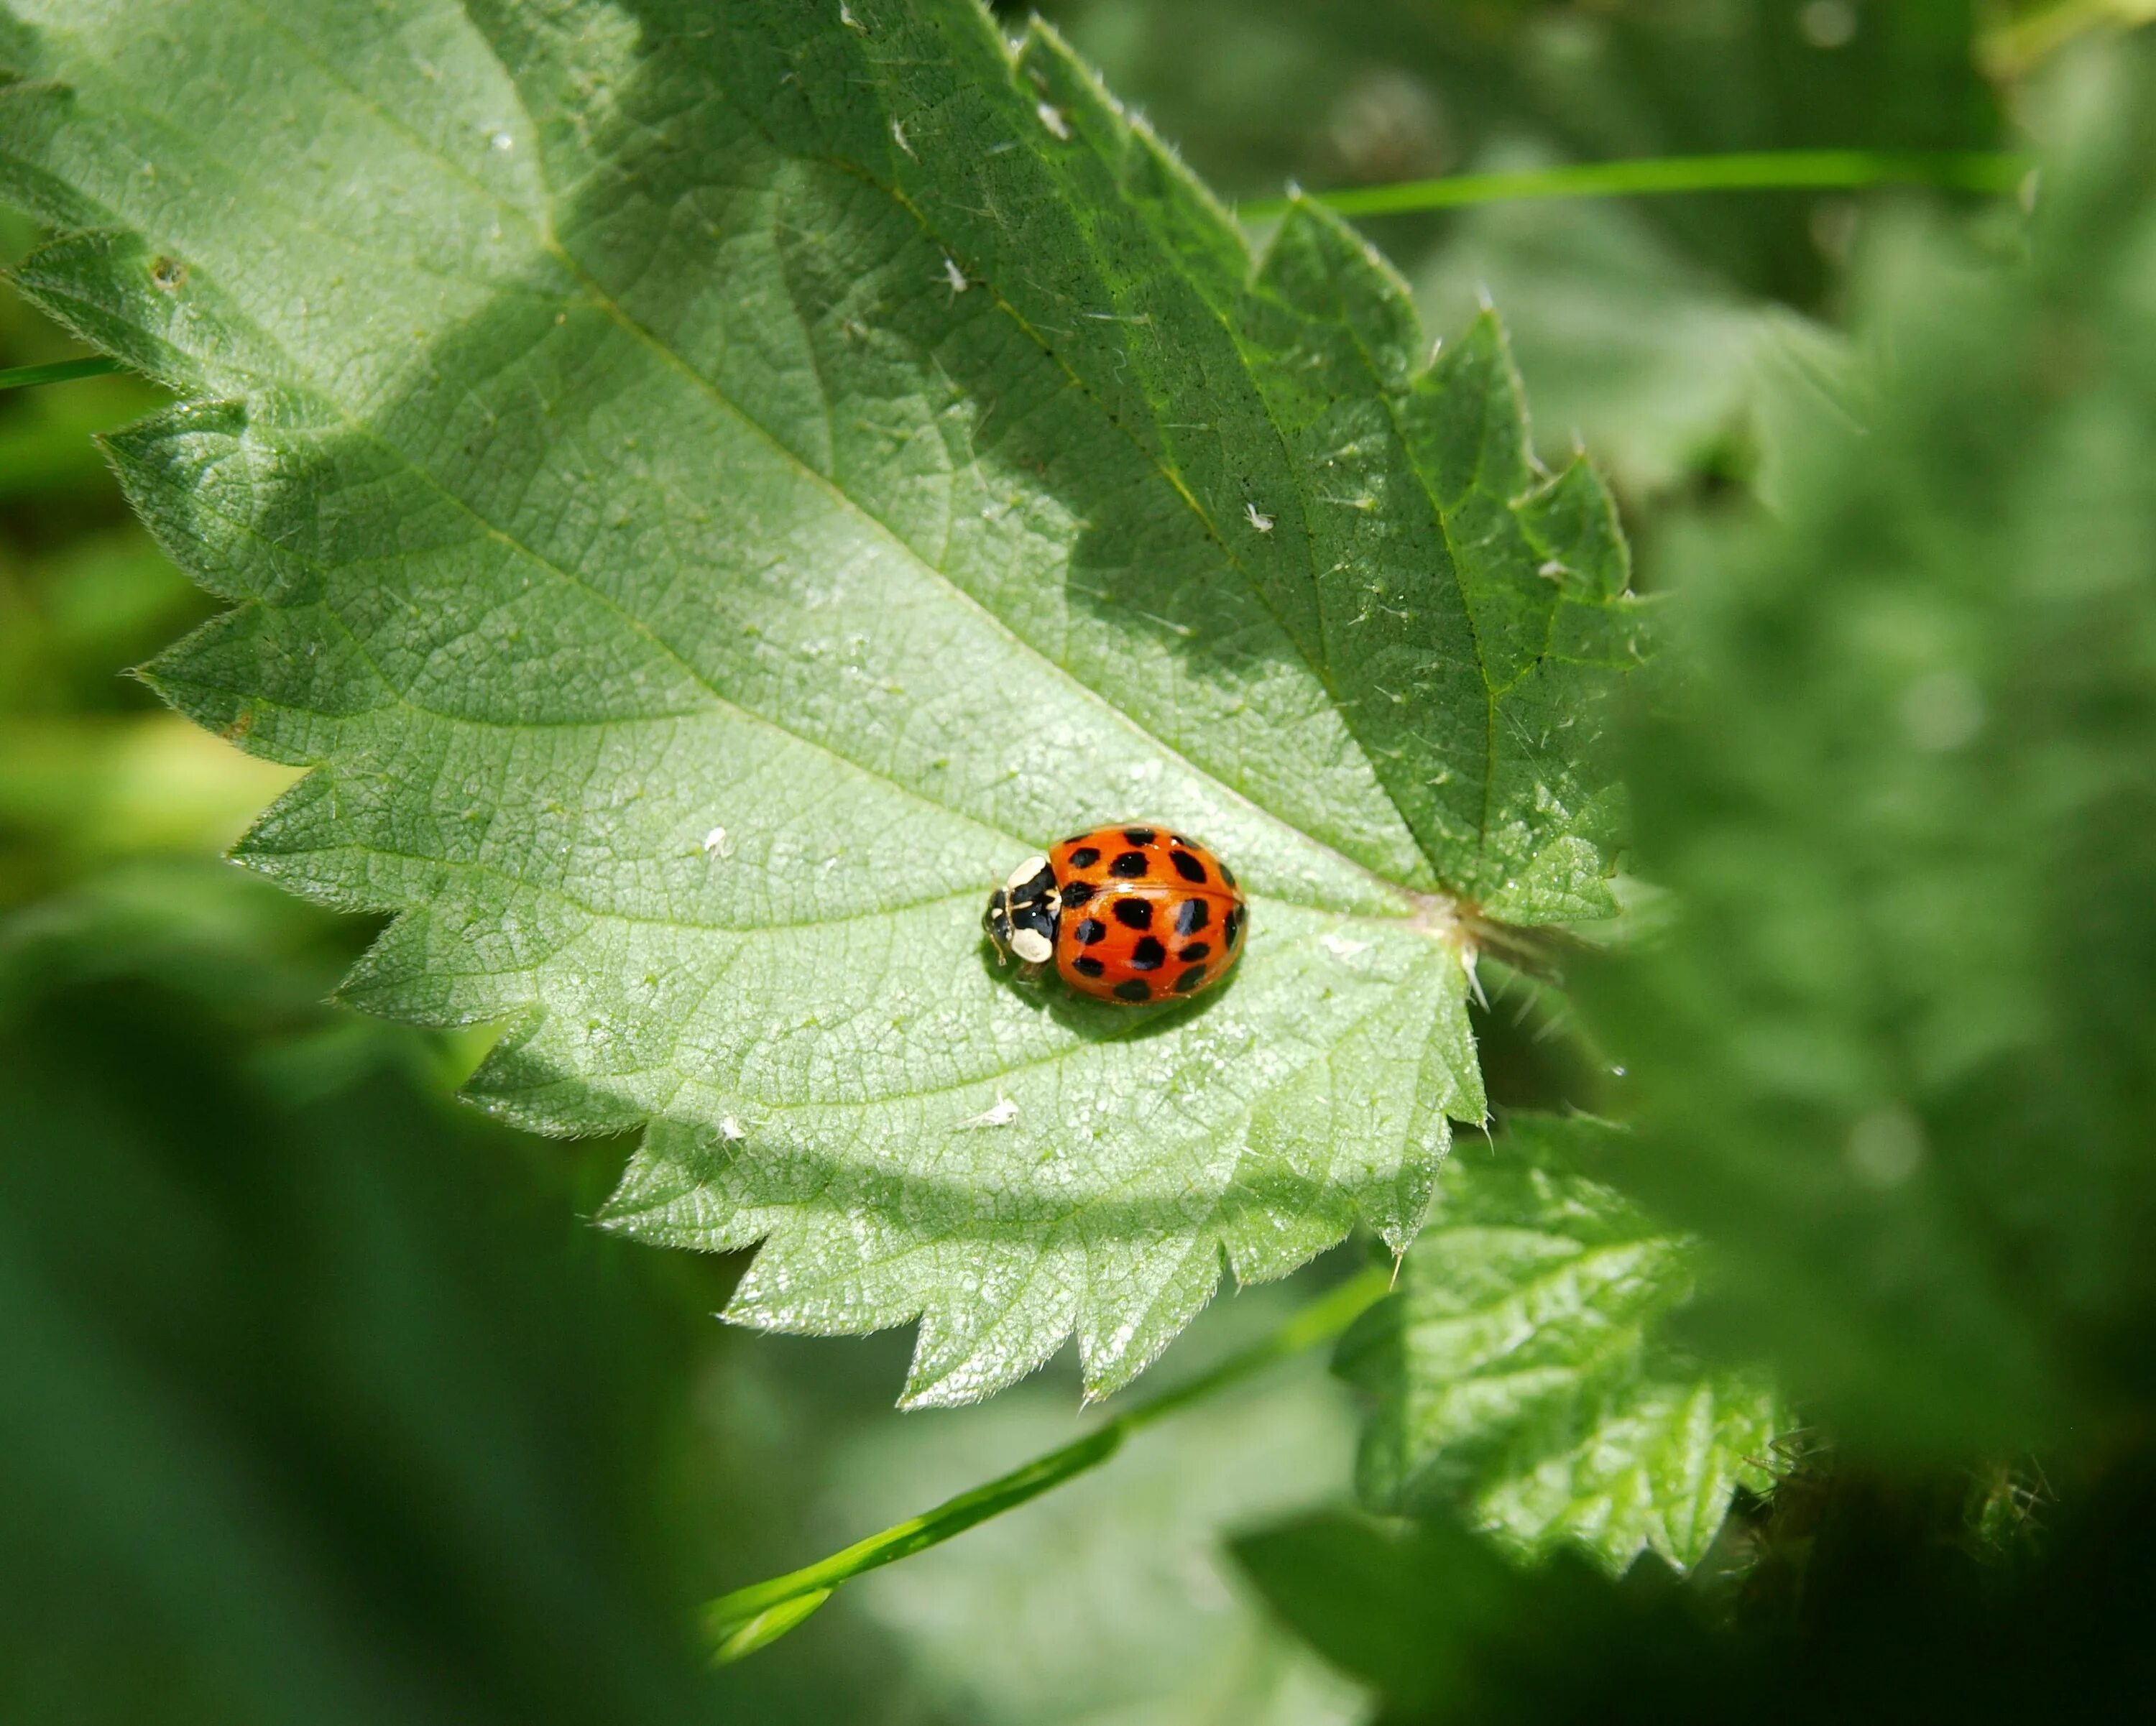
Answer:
[
  {"xmin": 703, "ymin": 1263, "xmax": 1393, "ymax": 1663},
  {"xmin": 0, "ymin": 356, "xmax": 126, "ymax": 392},
  {"xmin": 1238, "ymin": 149, "xmax": 2029, "ymax": 223}
]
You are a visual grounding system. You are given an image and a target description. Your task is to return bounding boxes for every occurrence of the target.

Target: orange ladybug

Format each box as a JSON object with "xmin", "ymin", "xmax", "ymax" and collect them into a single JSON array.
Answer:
[{"xmin": 982, "ymin": 824, "xmax": 1247, "ymax": 1005}]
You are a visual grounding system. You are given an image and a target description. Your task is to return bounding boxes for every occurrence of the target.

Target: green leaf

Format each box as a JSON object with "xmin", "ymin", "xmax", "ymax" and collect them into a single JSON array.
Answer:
[
  {"xmin": 1338, "ymin": 1114, "xmax": 1782, "ymax": 1572},
  {"xmin": 1580, "ymin": 38, "xmax": 2156, "ymax": 1454},
  {"xmin": 0, "ymin": 0, "xmax": 1639, "ymax": 1403}
]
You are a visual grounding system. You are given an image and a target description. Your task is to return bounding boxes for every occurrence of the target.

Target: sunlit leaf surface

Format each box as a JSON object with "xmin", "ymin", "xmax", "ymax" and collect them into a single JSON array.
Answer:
[{"xmin": 0, "ymin": 0, "xmax": 1639, "ymax": 1400}]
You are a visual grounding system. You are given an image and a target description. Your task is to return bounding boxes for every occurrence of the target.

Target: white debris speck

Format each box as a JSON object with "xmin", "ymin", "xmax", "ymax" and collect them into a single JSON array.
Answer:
[
  {"xmin": 702, "ymin": 826, "xmax": 734, "ymax": 860},
  {"xmin": 891, "ymin": 118, "xmax": 916, "ymax": 159},
  {"xmin": 962, "ymin": 1095, "xmax": 1021, "ymax": 1129},
  {"xmin": 941, "ymin": 256, "xmax": 969, "ymax": 297},
  {"xmin": 1319, "ymin": 931, "xmax": 1371, "ymax": 959},
  {"xmin": 718, "ymin": 1115, "xmax": 746, "ymax": 1142},
  {"xmin": 838, "ymin": 1, "xmax": 866, "ymax": 31},
  {"xmin": 1036, "ymin": 101, "xmax": 1070, "ymax": 140},
  {"xmin": 1245, "ymin": 502, "xmax": 1274, "ymax": 533},
  {"xmin": 1537, "ymin": 560, "xmax": 1568, "ymax": 581},
  {"xmin": 489, "ymin": 128, "xmax": 515, "ymax": 152}
]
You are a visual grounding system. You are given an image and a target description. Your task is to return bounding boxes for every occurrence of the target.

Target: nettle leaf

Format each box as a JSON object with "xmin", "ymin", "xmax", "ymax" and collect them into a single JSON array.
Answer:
[
  {"xmin": 1338, "ymin": 1114, "xmax": 1781, "ymax": 1571},
  {"xmin": 0, "ymin": 0, "xmax": 1640, "ymax": 1403}
]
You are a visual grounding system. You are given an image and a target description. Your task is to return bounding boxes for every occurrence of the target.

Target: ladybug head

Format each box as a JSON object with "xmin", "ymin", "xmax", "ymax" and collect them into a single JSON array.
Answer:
[{"xmin": 983, "ymin": 854, "xmax": 1057, "ymax": 967}]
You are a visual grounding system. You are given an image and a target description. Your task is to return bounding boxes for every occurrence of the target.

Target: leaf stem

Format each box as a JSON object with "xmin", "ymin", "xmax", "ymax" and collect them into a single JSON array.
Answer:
[
  {"xmin": 1237, "ymin": 149, "xmax": 2029, "ymax": 223},
  {"xmin": 703, "ymin": 1263, "xmax": 1393, "ymax": 1663},
  {"xmin": 0, "ymin": 355, "xmax": 126, "ymax": 392}
]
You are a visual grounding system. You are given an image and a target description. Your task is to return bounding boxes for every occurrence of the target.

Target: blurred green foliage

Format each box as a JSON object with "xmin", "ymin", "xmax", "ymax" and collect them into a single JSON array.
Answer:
[
  {"xmin": 1584, "ymin": 37, "xmax": 2156, "ymax": 1457},
  {"xmin": 0, "ymin": 863, "xmax": 737, "ymax": 1725},
  {"xmin": 1033, "ymin": 0, "xmax": 2001, "ymax": 298},
  {"xmin": 1235, "ymin": 1465, "xmax": 2156, "ymax": 1725}
]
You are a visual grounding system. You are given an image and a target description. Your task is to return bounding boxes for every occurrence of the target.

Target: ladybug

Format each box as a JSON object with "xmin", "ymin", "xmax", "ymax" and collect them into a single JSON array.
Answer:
[{"xmin": 982, "ymin": 824, "xmax": 1247, "ymax": 1005}]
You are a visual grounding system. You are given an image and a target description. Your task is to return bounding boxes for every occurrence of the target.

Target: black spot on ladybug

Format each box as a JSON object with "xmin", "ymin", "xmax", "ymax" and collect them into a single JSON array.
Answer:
[
  {"xmin": 1219, "ymin": 862, "xmax": 1237, "ymax": 887},
  {"xmin": 1069, "ymin": 846, "xmax": 1100, "ymax": 869},
  {"xmin": 1073, "ymin": 955, "xmax": 1107, "ymax": 978},
  {"xmin": 1110, "ymin": 850, "xmax": 1148, "ymax": 878},
  {"xmin": 1112, "ymin": 898, "xmax": 1153, "ymax": 930},
  {"xmin": 1169, "ymin": 833, "xmax": 1193, "ymax": 848},
  {"xmin": 1174, "ymin": 899, "xmax": 1209, "ymax": 936},
  {"xmin": 1059, "ymin": 879, "xmax": 1094, "ymax": 908},
  {"xmin": 1128, "ymin": 936, "xmax": 1166, "ymax": 971},
  {"xmin": 1122, "ymin": 826, "xmax": 1157, "ymax": 846},
  {"xmin": 1179, "ymin": 942, "xmax": 1211, "ymax": 962},
  {"xmin": 1113, "ymin": 979, "xmax": 1151, "ymax": 1002},
  {"xmin": 1222, "ymin": 905, "xmax": 1244, "ymax": 946},
  {"xmin": 1174, "ymin": 964, "xmax": 1208, "ymax": 994},
  {"xmin": 1074, "ymin": 918, "xmax": 1107, "ymax": 946},
  {"xmin": 1169, "ymin": 849, "xmax": 1207, "ymax": 883}
]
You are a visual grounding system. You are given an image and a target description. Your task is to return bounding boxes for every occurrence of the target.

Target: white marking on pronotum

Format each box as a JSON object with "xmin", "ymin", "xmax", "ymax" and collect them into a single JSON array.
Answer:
[
  {"xmin": 1244, "ymin": 502, "xmax": 1274, "ymax": 533},
  {"xmin": 941, "ymin": 256, "xmax": 969, "ymax": 297},
  {"xmin": 1319, "ymin": 931, "xmax": 1371, "ymax": 959},
  {"xmin": 962, "ymin": 1095, "xmax": 1021, "ymax": 1129},
  {"xmin": 1036, "ymin": 101, "xmax": 1070, "ymax": 140},
  {"xmin": 701, "ymin": 826, "xmax": 734, "ymax": 860},
  {"xmin": 891, "ymin": 117, "xmax": 916, "ymax": 158}
]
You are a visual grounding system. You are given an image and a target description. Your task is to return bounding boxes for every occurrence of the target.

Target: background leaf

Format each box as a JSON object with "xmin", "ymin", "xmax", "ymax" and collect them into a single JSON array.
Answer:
[
  {"xmin": 0, "ymin": 0, "xmax": 1639, "ymax": 1403},
  {"xmin": 1035, "ymin": 0, "xmax": 2003, "ymax": 301},
  {"xmin": 1580, "ymin": 37, "xmax": 2156, "ymax": 1455},
  {"xmin": 1338, "ymin": 1114, "xmax": 1781, "ymax": 1572},
  {"xmin": 1231, "ymin": 1509, "xmax": 1732, "ymax": 1726},
  {"xmin": 0, "ymin": 862, "xmax": 751, "ymax": 1725},
  {"xmin": 1234, "ymin": 1469, "xmax": 2156, "ymax": 1726}
]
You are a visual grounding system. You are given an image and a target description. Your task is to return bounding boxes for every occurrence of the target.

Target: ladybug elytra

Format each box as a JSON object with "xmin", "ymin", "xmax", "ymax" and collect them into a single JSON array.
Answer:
[{"xmin": 982, "ymin": 824, "xmax": 1247, "ymax": 1005}]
